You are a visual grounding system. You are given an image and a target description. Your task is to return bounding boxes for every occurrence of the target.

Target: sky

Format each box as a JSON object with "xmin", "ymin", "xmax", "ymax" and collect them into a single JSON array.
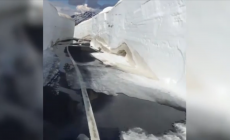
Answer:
[{"xmin": 48, "ymin": 0, "xmax": 119, "ymax": 10}]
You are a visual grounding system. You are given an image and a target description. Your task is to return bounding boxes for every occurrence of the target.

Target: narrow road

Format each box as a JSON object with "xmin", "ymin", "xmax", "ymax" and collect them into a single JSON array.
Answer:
[
  {"xmin": 43, "ymin": 39, "xmax": 186, "ymax": 140},
  {"xmin": 67, "ymin": 45, "xmax": 100, "ymax": 140}
]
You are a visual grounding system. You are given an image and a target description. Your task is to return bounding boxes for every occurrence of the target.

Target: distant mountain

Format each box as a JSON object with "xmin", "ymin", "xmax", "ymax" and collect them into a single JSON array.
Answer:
[
  {"xmin": 71, "ymin": 10, "xmax": 99, "ymax": 25},
  {"xmin": 49, "ymin": 1, "xmax": 78, "ymax": 16},
  {"xmin": 49, "ymin": 1, "xmax": 101, "ymax": 25}
]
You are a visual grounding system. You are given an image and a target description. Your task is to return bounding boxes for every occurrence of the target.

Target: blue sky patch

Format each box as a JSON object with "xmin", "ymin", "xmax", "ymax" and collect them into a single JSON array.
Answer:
[{"xmin": 48, "ymin": 0, "xmax": 119, "ymax": 10}]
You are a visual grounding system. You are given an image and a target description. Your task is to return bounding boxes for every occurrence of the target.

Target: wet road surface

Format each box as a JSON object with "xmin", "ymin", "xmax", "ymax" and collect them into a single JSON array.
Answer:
[{"xmin": 43, "ymin": 41, "xmax": 186, "ymax": 140}]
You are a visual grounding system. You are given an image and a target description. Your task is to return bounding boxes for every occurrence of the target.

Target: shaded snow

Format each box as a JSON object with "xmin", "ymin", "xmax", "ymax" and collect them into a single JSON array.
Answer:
[
  {"xmin": 74, "ymin": 0, "xmax": 186, "ymax": 93},
  {"xmin": 43, "ymin": 48, "xmax": 59, "ymax": 86}
]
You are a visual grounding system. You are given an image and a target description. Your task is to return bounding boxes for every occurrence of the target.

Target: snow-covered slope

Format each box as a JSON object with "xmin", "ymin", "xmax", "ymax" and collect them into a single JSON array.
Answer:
[
  {"xmin": 74, "ymin": 0, "xmax": 186, "ymax": 93},
  {"xmin": 71, "ymin": 11, "xmax": 99, "ymax": 25},
  {"xmin": 43, "ymin": 0, "xmax": 75, "ymax": 50}
]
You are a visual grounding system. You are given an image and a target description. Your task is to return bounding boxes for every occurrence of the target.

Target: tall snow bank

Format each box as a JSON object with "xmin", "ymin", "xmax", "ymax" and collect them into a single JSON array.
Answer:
[
  {"xmin": 43, "ymin": 48, "xmax": 59, "ymax": 86},
  {"xmin": 43, "ymin": 0, "xmax": 75, "ymax": 50},
  {"xmin": 74, "ymin": 0, "xmax": 186, "ymax": 93}
]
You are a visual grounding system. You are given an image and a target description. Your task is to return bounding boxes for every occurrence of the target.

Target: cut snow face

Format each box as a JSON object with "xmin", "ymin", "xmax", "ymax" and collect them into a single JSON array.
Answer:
[{"xmin": 74, "ymin": 0, "xmax": 186, "ymax": 94}]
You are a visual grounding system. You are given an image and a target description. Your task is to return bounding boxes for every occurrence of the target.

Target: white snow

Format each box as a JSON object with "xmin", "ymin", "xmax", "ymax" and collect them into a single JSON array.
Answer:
[
  {"xmin": 74, "ymin": 18, "xmax": 93, "ymax": 39},
  {"xmin": 74, "ymin": 0, "xmax": 186, "ymax": 94},
  {"xmin": 43, "ymin": 0, "xmax": 75, "ymax": 51}
]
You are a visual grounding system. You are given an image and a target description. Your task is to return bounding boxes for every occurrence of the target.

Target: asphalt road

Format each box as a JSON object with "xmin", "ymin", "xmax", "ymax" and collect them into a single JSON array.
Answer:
[{"xmin": 43, "ymin": 42, "xmax": 186, "ymax": 140}]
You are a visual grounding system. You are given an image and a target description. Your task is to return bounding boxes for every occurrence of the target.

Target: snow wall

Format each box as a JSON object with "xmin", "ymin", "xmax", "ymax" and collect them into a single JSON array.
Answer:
[
  {"xmin": 43, "ymin": 0, "xmax": 75, "ymax": 50},
  {"xmin": 74, "ymin": 0, "xmax": 186, "ymax": 92}
]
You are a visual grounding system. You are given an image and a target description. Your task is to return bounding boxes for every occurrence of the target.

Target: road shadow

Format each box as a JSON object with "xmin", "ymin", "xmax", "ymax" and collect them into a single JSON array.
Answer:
[
  {"xmin": 67, "ymin": 46, "xmax": 98, "ymax": 63},
  {"xmin": 89, "ymin": 91, "xmax": 185, "ymax": 136}
]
